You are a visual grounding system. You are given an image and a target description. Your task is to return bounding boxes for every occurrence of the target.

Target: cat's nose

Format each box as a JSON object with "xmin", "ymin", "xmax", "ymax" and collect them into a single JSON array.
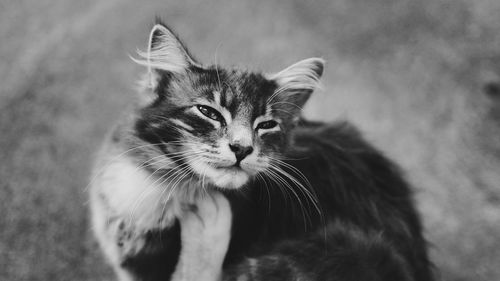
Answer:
[{"xmin": 229, "ymin": 144, "xmax": 254, "ymax": 162}]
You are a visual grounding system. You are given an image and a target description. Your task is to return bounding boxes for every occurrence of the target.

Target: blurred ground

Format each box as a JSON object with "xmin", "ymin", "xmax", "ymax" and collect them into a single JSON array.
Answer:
[{"xmin": 1, "ymin": 0, "xmax": 500, "ymax": 280}]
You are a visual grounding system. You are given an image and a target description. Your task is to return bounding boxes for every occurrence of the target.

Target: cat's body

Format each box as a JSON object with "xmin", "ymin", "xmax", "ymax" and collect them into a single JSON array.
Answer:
[{"xmin": 90, "ymin": 22, "xmax": 434, "ymax": 281}]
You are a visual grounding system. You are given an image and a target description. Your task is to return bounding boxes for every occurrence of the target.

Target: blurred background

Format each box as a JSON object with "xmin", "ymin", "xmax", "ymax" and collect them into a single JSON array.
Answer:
[{"xmin": 1, "ymin": 0, "xmax": 500, "ymax": 280}]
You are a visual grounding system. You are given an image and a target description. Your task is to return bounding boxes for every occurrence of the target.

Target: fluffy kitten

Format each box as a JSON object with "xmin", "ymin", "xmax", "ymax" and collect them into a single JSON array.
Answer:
[{"xmin": 90, "ymin": 21, "xmax": 434, "ymax": 281}]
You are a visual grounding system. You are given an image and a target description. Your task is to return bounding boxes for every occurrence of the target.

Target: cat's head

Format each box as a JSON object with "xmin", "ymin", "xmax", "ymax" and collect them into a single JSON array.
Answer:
[{"xmin": 133, "ymin": 23, "xmax": 323, "ymax": 189}]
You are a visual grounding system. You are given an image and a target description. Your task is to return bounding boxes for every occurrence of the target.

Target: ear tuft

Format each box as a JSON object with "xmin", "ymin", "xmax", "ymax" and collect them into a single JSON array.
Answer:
[
  {"xmin": 132, "ymin": 24, "xmax": 197, "ymax": 75},
  {"xmin": 266, "ymin": 58, "xmax": 325, "ymax": 110},
  {"xmin": 268, "ymin": 58, "xmax": 324, "ymax": 92}
]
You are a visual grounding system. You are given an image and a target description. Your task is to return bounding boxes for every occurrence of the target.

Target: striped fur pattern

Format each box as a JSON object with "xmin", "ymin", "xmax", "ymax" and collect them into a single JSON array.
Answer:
[{"xmin": 90, "ymin": 21, "xmax": 434, "ymax": 281}]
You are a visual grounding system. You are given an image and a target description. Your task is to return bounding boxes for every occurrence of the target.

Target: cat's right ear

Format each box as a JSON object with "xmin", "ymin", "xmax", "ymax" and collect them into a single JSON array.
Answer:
[{"xmin": 132, "ymin": 23, "xmax": 199, "ymax": 90}]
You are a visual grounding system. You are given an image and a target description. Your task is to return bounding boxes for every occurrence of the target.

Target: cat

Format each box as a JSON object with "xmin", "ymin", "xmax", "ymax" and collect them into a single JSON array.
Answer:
[{"xmin": 89, "ymin": 21, "xmax": 434, "ymax": 281}]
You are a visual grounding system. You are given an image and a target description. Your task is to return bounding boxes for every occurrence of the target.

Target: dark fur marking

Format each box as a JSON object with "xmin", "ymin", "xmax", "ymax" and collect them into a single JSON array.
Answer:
[{"xmin": 121, "ymin": 222, "xmax": 181, "ymax": 281}]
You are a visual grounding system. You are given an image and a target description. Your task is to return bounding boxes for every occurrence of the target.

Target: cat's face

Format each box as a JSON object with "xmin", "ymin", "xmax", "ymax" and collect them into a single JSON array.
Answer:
[{"xmin": 134, "ymin": 23, "xmax": 323, "ymax": 189}]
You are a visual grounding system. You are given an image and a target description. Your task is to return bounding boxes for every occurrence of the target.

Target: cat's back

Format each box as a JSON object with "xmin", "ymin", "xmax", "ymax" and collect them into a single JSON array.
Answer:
[
  {"xmin": 290, "ymin": 119, "xmax": 411, "ymax": 202},
  {"xmin": 280, "ymin": 119, "xmax": 433, "ymax": 281}
]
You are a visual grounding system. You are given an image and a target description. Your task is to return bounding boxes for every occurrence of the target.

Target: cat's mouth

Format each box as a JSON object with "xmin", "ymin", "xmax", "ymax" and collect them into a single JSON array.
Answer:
[
  {"xmin": 215, "ymin": 164, "xmax": 247, "ymax": 177},
  {"xmin": 216, "ymin": 163, "xmax": 256, "ymax": 176},
  {"xmin": 219, "ymin": 164, "xmax": 243, "ymax": 171},
  {"xmin": 212, "ymin": 161, "xmax": 244, "ymax": 171}
]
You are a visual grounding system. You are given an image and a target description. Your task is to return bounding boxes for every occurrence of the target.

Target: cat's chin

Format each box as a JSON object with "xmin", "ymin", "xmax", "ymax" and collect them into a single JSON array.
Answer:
[
  {"xmin": 211, "ymin": 168, "xmax": 250, "ymax": 189},
  {"xmin": 189, "ymin": 161, "xmax": 250, "ymax": 189}
]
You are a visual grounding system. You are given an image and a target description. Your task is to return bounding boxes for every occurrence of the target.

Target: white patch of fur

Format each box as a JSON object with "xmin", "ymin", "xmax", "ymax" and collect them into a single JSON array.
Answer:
[
  {"xmin": 266, "ymin": 57, "xmax": 324, "ymax": 102},
  {"xmin": 91, "ymin": 155, "xmax": 177, "ymax": 230},
  {"xmin": 219, "ymin": 107, "xmax": 232, "ymax": 125},
  {"xmin": 171, "ymin": 192, "xmax": 232, "ymax": 281},
  {"xmin": 258, "ymin": 126, "xmax": 281, "ymax": 137},
  {"xmin": 213, "ymin": 90, "xmax": 221, "ymax": 106},
  {"xmin": 90, "ymin": 152, "xmax": 184, "ymax": 281},
  {"xmin": 228, "ymin": 124, "xmax": 253, "ymax": 147},
  {"xmin": 91, "ymin": 145, "xmax": 215, "ymax": 279}
]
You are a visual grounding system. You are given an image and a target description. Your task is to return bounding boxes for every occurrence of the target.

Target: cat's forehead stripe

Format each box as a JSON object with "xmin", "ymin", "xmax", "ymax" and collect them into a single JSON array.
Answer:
[
  {"xmin": 213, "ymin": 90, "xmax": 221, "ymax": 106},
  {"xmin": 223, "ymin": 86, "xmax": 237, "ymax": 113},
  {"xmin": 235, "ymin": 104, "xmax": 253, "ymax": 123}
]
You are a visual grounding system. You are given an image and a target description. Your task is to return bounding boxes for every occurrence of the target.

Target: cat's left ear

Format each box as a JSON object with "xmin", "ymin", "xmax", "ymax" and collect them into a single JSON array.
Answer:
[{"xmin": 267, "ymin": 58, "xmax": 324, "ymax": 111}]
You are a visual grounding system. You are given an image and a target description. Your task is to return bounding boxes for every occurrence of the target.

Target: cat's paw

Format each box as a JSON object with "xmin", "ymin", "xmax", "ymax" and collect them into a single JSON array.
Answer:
[
  {"xmin": 179, "ymin": 191, "xmax": 232, "ymax": 254},
  {"xmin": 172, "ymin": 191, "xmax": 232, "ymax": 281},
  {"xmin": 185, "ymin": 191, "xmax": 230, "ymax": 224}
]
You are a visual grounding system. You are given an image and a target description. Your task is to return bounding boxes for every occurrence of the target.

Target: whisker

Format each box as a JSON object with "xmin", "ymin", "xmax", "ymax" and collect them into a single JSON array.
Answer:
[
  {"xmin": 158, "ymin": 161, "xmax": 199, "ymax": 229},
  {"xmin": 214, "ymin": 42, "xmax": 223, "ymax": 92},
  {"xmin": 270, "ymin": 108, "xmax": 296, "ymax": 116},
  {"xmin": 270, "ymin": 158, "xmax": 315, "ymax": 193},
  {"xmin": 262, "ymin": 169, "xmax": 293, "ymax": 211},
  {"xmin": 86, "ymin": 140, "xmax": 208, "ymax": 193},
  {"xmin": 86, "ymin": 142, "xmax": 171, "ymax": 192},
  {"xmin": 266, "ymin": 166, "xmax": 311, "ymax": 229},
  {"xmin": 256, "ymin": 172, "xmax": 272, "ymax": 214},
  {"xmin": 267, "ymin": 101, "xmax": 304, "ymax": 111},
  {"xmin": 269, "ymin": 157, "xmax": 321, "ymax": 204},
  {"xmin": 127, "ymin": 153, "xmax": 204, "ymax": 225},
  {"xmin": 269, "ymin": 162, "xmax": 322, "ymax": 219}
]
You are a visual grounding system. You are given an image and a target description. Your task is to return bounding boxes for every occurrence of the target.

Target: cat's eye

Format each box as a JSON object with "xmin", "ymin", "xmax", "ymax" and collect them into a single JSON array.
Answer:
[
  {"xmin": 256, "ymin": 120, "xmax": 279, "ymax": 130},
  {"xmin": 197, "ymin": 105, "xmax": 224, "ymax": 122}
]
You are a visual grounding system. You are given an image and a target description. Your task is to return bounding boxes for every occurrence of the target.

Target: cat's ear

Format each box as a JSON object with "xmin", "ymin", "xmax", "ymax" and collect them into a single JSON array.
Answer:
[
  {"xmin": 267, "ymin": 58, "xmax": 324, "ymax": 111},
  {"xmin": 133, "ymin": 23, "xmax": 199, "ymax": 88}
]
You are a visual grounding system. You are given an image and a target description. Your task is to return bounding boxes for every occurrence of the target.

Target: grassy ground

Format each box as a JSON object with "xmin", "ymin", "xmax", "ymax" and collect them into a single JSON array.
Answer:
[{"xmin": 1, "ymin": 0, "xmax": 500, "ymax": 280}]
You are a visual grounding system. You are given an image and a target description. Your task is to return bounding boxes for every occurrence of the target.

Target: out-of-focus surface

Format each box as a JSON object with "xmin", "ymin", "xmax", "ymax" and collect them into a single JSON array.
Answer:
[{"xmin": 1, "ymin": 0, "xmax": 500, "ymax": 280}]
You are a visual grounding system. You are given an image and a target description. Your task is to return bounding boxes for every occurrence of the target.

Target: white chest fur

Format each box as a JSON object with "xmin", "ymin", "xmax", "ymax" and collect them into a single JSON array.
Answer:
[
  {"xmin": 91, "ymin": 151, "xmax": 231, "ymax": 281},
  {"xmin": 91, "ymin": 154, "xmax": 182, "ymax": 231}
]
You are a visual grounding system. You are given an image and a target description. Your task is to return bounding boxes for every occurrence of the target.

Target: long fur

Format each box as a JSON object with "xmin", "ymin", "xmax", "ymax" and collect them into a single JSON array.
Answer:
[
  {"xmin": 132, "ymin": 24, "xmax": 193, "ymax": 74},
  {"xmin": 266, "ymin": 58, "xmax": 324, "ymax": 98},
  {"xmin": 90, "ymin": 23, "xmax": 434, "ymax": 281}
]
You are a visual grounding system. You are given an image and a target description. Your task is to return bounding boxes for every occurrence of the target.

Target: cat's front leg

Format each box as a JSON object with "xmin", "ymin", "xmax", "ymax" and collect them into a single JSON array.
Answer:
[
  {"xmin": 171, "ymin": 191, "xmax": 232, "ymax": 281},
  {"xmin": 91, "ymin": 196, "xmax": 148, "ymax": 281}
]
